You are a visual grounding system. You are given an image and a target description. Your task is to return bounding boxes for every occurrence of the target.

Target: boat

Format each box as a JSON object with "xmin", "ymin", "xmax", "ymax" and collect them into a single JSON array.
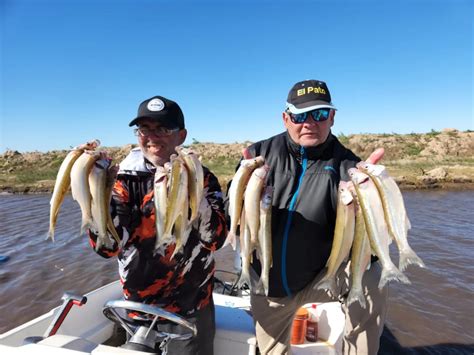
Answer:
[{"xmin": 0, "ymin": 276, "xmax": 345, "ymax": 354}]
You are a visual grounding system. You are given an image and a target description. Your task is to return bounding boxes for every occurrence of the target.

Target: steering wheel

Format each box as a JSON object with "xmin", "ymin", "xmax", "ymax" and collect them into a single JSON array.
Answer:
[{"xmin": 103, "ymin": 300, "xmax": 197, "ymax": 353}]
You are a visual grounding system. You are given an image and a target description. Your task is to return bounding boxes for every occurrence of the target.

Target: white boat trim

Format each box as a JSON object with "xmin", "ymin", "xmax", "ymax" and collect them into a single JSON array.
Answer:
[{"xmin": 0, "ymin": 280, "xmax": 344, "ymax": 354}]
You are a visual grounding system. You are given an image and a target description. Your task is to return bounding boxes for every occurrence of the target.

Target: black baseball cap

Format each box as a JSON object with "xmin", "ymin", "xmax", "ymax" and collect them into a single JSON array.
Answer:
[
  {"xmin": 286, "ymin": 79, "xmax": 337, "ymax": 114},
  {"xmin": 129, "ymin": 95, "xmax": 185, "ymax": 129}
]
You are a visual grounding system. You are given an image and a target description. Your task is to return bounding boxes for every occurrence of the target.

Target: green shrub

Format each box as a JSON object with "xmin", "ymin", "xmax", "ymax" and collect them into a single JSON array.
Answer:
[
  {"xmin": 337, "ymin": 133, "xmax": 349, "ymax": 145},
  {"xmin": 404, "ymin": 143, "xmax": 423, "ymax": 156},
  {"xmin": 426, "ymin": 129, "xmax": 441, "ymax": 137}
]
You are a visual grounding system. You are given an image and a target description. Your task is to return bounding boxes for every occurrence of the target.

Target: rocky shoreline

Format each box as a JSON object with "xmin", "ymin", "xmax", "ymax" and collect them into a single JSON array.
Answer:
[{"xmin": 1, "ymin": 129, "xmax": 473, "ymax": 194}]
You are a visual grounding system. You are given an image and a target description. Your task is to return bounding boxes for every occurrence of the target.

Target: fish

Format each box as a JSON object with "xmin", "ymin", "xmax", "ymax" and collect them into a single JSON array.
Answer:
[
  {"xmin": 70, "ymin": 150, "xmax": 101, "ymax": 235},
  {"xmin": 89, "ymin": 155, "xmax": 115, "ymax": 250},
  {"xmin": 349, "ymin": 168, "xmax": 410, "ymax": 289},
  {"xmin": 237, "ymin": 207, "xmax": 252, "ymax": 289},
  {"xmin": 153, "ymin": 166, "xmax": 169, "ymax": 254},
  {"xmin": 104, "ymin": 164, "xmax": 120, "ymax": 245},
  {"xmin": 47, "ymin": 140, "xmax": 100, "ymax": 241},
  {"xmin": 163, "ymin": 156, "xmax": 189, "ymax": 259},
  {"xmin": 177, "ymin": 147, "xmax": 204, "ymax": 223},
  {"xmin": 346, "ymin": 197, "xmax": 372, "ymax": 309},
  {"xmin": 357, "ymin": 162, "xmax": 425, "ymax": 271},
  {"xmin": 256, "ymin": 185, "xmax": 273, "ymax": 296},
  {"xmin": 244, "ymin": 164, "xmax": 270, "ymax": 251},
  {"xmin": 225, "ymin": 156, "xmax": 265, "ymax": 250},
  {"xmin": 170, "ymin": 186, "xmax": 190, "ymax": 260},
  {"xmin": 315, "ymin": 181, "xmax": 355, "ymax": 295}
]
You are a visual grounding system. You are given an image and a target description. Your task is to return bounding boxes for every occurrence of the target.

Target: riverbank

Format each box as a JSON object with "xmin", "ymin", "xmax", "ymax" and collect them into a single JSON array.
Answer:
[{"xmin": 1, "ymin": 129, "xmax": 473, "ymax": 194}]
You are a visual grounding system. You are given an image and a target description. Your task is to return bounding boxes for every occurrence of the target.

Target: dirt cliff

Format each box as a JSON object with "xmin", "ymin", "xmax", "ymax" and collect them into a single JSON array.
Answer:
[{"xmin": 1, "ymin": 129, "xmax": 473, "ymax": 194}]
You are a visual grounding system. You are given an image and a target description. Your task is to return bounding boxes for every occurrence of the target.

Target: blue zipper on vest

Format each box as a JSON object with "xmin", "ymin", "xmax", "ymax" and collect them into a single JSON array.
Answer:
[{"xmin": 281, "ymin": 146, "xmax": 308, "ymax": 297}]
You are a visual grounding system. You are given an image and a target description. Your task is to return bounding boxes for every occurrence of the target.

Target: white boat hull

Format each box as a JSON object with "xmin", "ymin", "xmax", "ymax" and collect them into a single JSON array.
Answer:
[{"xmin": 0, "ymin": 280, "xmax": 344, "ymax": 354}]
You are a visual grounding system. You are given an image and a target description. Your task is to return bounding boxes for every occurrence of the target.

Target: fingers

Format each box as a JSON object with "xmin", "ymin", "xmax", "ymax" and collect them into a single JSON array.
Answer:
[
  {"xmin": 366, "ymin": 147, "xmax": 384, "ymax": 164},
  {"xmin": 242, "ymin": 148, "xmax": 252, "ymax": 159}
]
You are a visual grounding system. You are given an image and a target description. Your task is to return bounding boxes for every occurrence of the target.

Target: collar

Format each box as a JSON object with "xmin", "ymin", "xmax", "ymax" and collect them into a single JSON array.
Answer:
[{"xmin": 118, "ymin": 147, "xmax": 156, "ymax": 175}]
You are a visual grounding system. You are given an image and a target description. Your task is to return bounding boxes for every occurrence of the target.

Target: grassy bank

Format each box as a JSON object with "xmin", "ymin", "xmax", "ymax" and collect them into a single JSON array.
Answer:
[{"xmin": 1, "ymin": 130, "xmax": 473, "ymax": 194}]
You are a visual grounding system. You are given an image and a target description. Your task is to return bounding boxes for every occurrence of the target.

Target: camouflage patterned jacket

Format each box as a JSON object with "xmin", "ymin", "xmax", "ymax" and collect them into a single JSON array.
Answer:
[{"xmin": 89, "ymin": 148, "xmax": 227, "ymax": 316}]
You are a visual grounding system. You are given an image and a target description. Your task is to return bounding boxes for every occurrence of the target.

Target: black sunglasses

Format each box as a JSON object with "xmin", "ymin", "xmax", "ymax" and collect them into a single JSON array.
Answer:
[{"xmin": 288, "ymin": 108, "xmax": 331, "ymax": 124}]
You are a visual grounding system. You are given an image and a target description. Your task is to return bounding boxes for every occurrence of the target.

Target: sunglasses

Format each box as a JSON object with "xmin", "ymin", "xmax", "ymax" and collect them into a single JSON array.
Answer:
[
  {"xmin": 288, "ymin": 108, "xmax": 331, "ymax": 124},
  {"xmin": 134, "ymin": 127, "xmax": 180, "ymax": 137}
]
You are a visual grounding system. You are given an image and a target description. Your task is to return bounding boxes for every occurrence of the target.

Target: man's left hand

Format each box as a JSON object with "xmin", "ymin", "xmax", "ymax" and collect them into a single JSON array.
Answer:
[{"xmin": 366, "ymin": 148, "xmax": 384, "ymax": 165}]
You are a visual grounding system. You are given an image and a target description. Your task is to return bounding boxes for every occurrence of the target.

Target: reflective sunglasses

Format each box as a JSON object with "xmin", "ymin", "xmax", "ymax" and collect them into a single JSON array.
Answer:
[
  {"xmin": 288, "ymin": 108, "xmax": 331, "ymax": 124},
  {"xmin": 134, "ymin": 126, "xmax": 180, "ymax": 137}
]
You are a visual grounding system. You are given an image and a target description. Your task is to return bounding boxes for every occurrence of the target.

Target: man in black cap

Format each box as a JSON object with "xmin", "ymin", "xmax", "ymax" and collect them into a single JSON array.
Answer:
[
  {"xmin": 89, "ymin": 95, "xmax": 228, "ymax": 354},
  {"xmin": 233, "ymin": 80, "xmax": 388, "ymax": 354}
]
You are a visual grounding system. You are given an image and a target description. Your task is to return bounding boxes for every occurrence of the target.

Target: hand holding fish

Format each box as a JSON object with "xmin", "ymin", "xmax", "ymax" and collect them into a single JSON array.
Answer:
[
  {"xmin": 48, "ymin": 139, "xmax": 101, "ymax": 241},
  {"xmin": 316, "ymin": 145, "xmax": 425, "ymax": 307},
  {"xmin": 345, "ymin": 148, "xmax": 385, "ymax": 191},
  {"xmin": 47, "ymin": 140, "xmax": 120, "ymax": 250},
  {"xmin": 226, "ymin": 152, "xmax": 273, "ymax": 295},
  {"xmin": 154, "ymin": 147, "xmax": 205, "ymax": 258},
  {"xmin": 366, "ymin": 147, "xmax": 384, "ymax": 164}
]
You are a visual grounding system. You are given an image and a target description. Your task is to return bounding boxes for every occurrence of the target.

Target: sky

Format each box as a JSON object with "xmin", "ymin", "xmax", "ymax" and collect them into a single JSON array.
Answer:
[{"xmin": 1, "ymin": 0, "xmax": 472, "ymax": 153}]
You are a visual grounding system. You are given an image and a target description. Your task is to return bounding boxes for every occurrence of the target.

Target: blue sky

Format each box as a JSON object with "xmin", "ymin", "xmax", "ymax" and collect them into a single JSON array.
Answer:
[{"xmin": 1, "ymin": 0, "xmax": 472, "ymax": 153}]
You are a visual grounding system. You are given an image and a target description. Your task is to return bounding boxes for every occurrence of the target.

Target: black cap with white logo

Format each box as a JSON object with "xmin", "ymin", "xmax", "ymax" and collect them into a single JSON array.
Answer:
[
  {"xmin": 129, "ymin": 96, "xmax": 185, "ymax": 129},
  {"xmin": 286, "ymin": 80, "xmax": 337, "ymax": 114}
]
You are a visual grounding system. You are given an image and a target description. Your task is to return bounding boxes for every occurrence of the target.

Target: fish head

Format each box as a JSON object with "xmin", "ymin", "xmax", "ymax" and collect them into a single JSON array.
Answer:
[
  {"xmin": 169, "ymin": 153, "xmax": 179, "ymax": 162},
  {"xmin": 89, "ymin": 139, "xmax": 101, "ymax": 149},
  {"xmin": 75, "ymin": 139, "xmax": 101, "ymax": 151},
  {"xmin": 338, "ymin": 181, "xmax": 354, "ymax": 205},
  {"xmin": 356, "ymin": 161, "xmax": 370, "ymax": 172},
  {"xmin": 176, "ymin": 146, "xmax": 196, "ymax": 156},
  {"xmin": 356, "ymin": 161, "xmax": 385, "ymax": 176},
  {"xmin": 241, "ymin": 156, "xmax": 265, "ymax": 170},
  {"xmin": 260, "ymin": 186, "xmax": 274, "ymax": 209},
  {"xmin": 154, "ymin": 166, "xmax": 168, "ymax": 183},
  {"xmin": 253, "ymin": 164, "xmax": 270, "ymax": 180},
  {"xmin": 348, "ymin": 168, "xmax": 369, "ymax": 186}
]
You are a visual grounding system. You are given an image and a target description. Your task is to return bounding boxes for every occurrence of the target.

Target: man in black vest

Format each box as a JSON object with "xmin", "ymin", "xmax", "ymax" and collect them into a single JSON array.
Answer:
[{"xmin": 239, "ymin": 79, "xmax": 388, "ymax": 355}]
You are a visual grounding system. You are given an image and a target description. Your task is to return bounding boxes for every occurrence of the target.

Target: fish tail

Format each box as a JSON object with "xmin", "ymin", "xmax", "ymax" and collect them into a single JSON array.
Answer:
[
  {"xmin": 255, "ymin": 278, "xmax": 265, "ymax": 296},
  {"xmin": 346, "ymin": 287, "xmax": 367, "ymax": 309},
  {"xmin": 237, "ymin": 268, "xmax": 251, "ymax": 290},
  {"xmin": 347, "ymin": 324, "xmax": 364, "ymax": 337},
  {"xmin": 107, "ymin": 216, "xmax": 121, "ymax": 244},
  {"xmin": 170, "ymin": 247, "xmax": 178, "ymax": 260},
  {"xmin": 80, "ymin": 218, "xmax": 93, "ymax": 236},
  {"xmin": 95, "ymin": 237, "xmax": 103, "ymax": 252},
  {"xmin": 154, "ymin": 237, "xmax": 163, "ymax": 252},
  {"xmin": 153, "ymin": 246, "xmax": 166, "ymax": 257},
  {"xmin": 378, "ymin": 265, "xmax": 411, "ymax": 289},
  {"xmin": 314, "ymin": 277, "xmax": 337, "ymax": 296},
  {"xmin": 158, "ymin": 233, "xmax": 174, "ymax": 251},
  {"xmin": 170, "ymin": 238, "xmax": 182, "ymax": 260},
  {"xmin": 46, "ymin": 229, "xmax": 55, "ymax": 242},
  {"xmin": 256, "ymin": 274, "xmax": 269, "ymax": 296},
  {"xmin": 399, "ymin": 248, "xmax": 425, "ymax": 271},
  {"xmin": 224, "ymin": 232, "xmax": 237, "ymax": 250}
]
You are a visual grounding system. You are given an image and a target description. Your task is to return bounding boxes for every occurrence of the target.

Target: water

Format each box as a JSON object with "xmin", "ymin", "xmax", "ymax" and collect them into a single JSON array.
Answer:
[{"xmin": 1, "ymin": 191, "xmax": 473, "ymax": 354}]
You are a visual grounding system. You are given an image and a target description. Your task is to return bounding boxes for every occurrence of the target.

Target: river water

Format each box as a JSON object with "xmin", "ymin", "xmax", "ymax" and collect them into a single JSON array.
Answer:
[{"xmin": 0, "ymin": 191, "xmax": 473, "ymax": 354}]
